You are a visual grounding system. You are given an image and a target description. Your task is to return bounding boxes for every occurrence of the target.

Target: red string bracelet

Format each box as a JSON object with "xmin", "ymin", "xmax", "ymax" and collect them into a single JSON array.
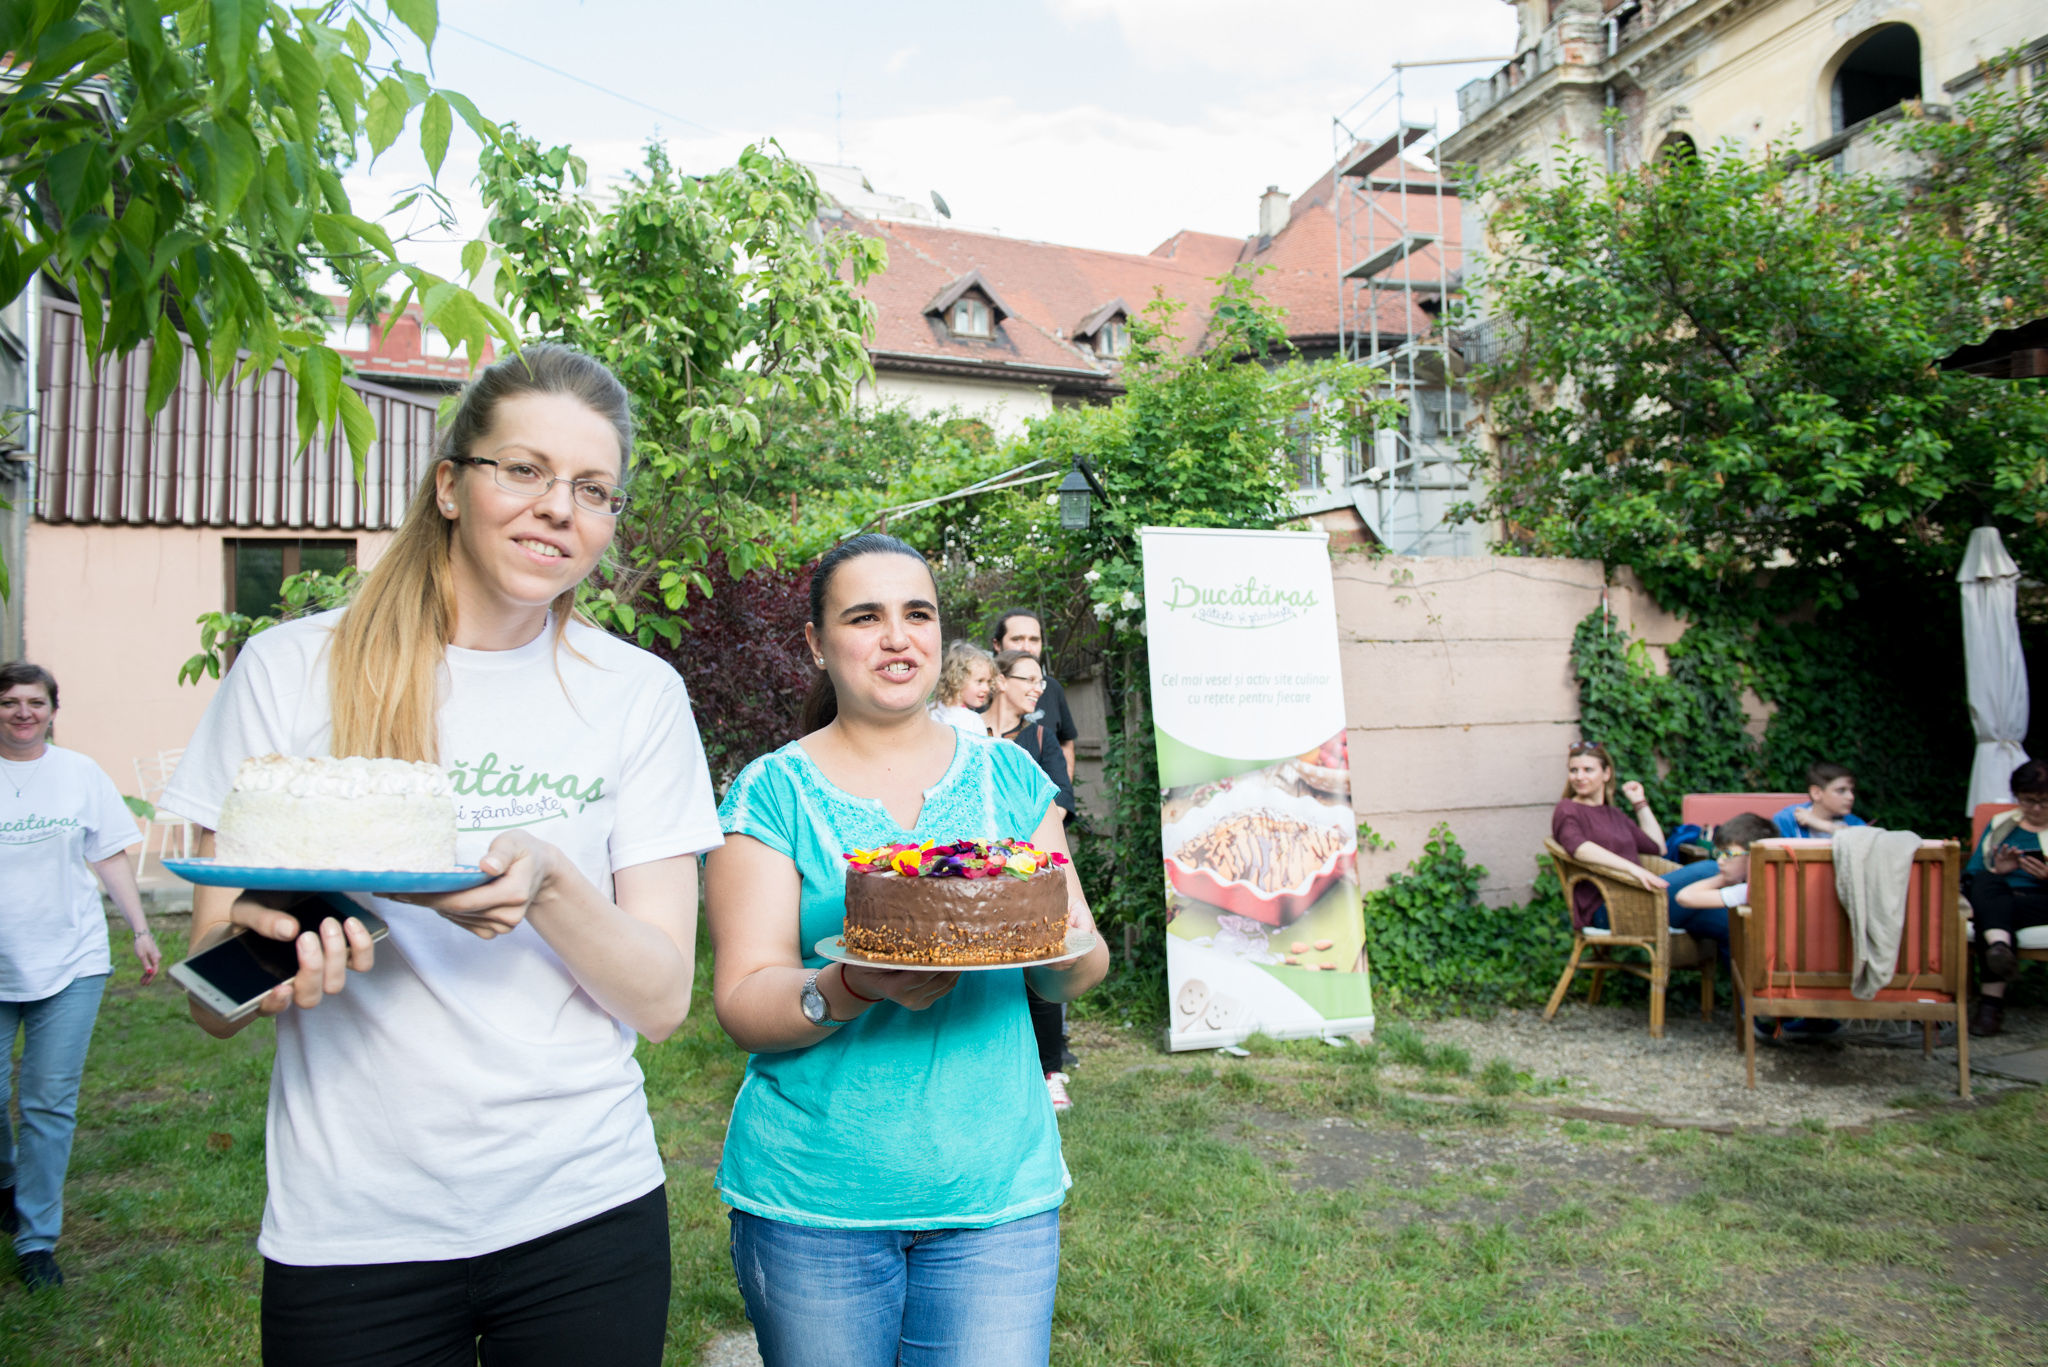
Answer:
[{"xmin": 837, "ymin": 963, "xmax": 883, "ymax": 1004}]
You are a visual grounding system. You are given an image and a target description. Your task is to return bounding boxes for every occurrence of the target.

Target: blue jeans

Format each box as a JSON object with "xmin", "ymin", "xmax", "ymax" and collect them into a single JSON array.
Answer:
[
  {"xmin": 1, "ymin": 973, "xmax": 107, "ymax": 1254},
  {"xmin": 729, "ymin": 1207, "xmax": 1061, "ymax": 1367},
  {"xmin": 1668, "ymin": 902, "xmax": 1731, "ymax": 966}
]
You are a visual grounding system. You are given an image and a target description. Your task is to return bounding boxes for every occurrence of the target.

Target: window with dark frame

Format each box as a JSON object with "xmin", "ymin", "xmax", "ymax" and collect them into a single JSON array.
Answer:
[
  {"xmin": 950, "ymin": 296, "xmax": 992, "ymax": 338},
  {"xmin": 226, "ymin": 539, "xmax": 358, "ymax": 617}
]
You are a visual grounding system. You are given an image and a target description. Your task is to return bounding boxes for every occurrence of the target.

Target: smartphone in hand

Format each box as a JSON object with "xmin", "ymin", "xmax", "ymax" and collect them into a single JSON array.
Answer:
[{"xmin": 168, "ymin": 893, "xmax": 388, "ymax": 1022}]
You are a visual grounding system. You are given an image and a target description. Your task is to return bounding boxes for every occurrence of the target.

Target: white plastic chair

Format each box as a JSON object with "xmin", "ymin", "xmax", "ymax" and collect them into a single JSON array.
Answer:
[{"xmin": 132, "ymin": 749, "xmax": 193, "ymax": 875}]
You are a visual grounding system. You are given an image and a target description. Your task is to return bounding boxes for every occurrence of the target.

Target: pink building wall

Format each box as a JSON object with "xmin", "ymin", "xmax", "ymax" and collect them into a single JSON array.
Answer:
[{"xmin": 24, "ymin": 523, "xmax": 391, "ymax": 803}]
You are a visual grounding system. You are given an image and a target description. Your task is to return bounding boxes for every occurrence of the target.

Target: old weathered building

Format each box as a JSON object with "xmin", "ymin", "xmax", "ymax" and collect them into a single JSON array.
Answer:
[{"xmin": 1441, "ymin": 0, "xmax": 2044, "ymax": 196}]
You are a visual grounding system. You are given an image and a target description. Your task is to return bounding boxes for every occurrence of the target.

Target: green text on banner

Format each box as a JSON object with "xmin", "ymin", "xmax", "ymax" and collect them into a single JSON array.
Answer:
[{"xmin": 1141, "ymin": 526, "xmax": 1373, "ymax": 1050}]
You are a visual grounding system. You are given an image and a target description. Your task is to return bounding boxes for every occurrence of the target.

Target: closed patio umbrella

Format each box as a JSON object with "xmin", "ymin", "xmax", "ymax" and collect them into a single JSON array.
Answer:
[{"xmin": 1959, "ymin": 525, "xmax": 2030, "ymax": 811}]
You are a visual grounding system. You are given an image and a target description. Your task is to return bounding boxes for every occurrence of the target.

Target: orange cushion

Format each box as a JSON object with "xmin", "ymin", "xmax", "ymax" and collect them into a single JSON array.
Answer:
[
  {"xmin": 1748, "ymin": 845, "xmax": 1953, "ymax": 978},
  {"xmin": 1750, "ymin": 986, "xmax": 1954, "ymax": 1003},
  {"xmin": 1972, "ymin": 802, "xmax": 2016, "ymax": 849},
  {"xmin": 1681, "ymin": 793, "xmax": 1808, "ymax": 828}
]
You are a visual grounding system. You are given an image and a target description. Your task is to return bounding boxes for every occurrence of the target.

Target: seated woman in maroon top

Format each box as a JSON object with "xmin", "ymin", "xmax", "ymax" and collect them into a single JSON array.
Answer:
[{"xmin": 1550, "ymin": 741, "xmax": 1667, "ymax": 930}]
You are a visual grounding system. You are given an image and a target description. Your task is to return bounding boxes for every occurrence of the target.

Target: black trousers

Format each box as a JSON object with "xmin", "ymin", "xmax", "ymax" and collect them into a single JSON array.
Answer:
[
  {"xmin": 261, "ymin": 1186, "xmax": 670, "ymax": 1367},
  {"xmin": 1967, "ymin": 872, "xmax": 2048, "ymax": 941},
  {"xmin": 1027, "ymin": 989, "xmax": 1066, "ymax": 1075}
]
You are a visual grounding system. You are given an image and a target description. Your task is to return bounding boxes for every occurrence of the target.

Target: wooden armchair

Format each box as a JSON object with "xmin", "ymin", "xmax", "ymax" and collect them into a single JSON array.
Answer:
[
  {"xmin": 1731, "ymin": 839, "xmax": 1969, "ymax": 1095},
  {"xmin": 1541, "ymin": 839, "xmax": 1713, "ymax": 1038}
]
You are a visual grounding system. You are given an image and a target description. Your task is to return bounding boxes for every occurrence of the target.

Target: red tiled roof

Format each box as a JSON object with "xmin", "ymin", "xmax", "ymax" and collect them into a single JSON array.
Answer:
[
  {"xmin": 846, "ymin": 152, "xmax": 1462, "ymax": 386},
  {"xmin": 1147, "ymin": 228, "xmax": 1246, "ymax": 275},
  {"xmin": 851, "ymin": 218, "xmax": 1223, "ymax": 389}
]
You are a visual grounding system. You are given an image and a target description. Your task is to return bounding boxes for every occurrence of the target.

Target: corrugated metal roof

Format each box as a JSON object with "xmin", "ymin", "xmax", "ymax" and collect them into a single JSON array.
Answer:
[{"xmin": 36, "ymin": 298, "xmax": 441, "ymax": 530}]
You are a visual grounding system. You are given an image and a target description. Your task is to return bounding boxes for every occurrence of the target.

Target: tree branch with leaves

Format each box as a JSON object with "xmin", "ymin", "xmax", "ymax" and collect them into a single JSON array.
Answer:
[
  {"xmin": 477, "ymin": 132, "xmax": 883, "ymax": 648},
  {"xmin": 0, "ymin": 0, "xmax": 514, "ymax": 473}
]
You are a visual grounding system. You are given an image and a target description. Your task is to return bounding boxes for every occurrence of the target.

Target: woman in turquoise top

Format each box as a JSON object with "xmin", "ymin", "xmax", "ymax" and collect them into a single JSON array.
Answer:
[{"xmin": 705, "ymin": 533, "xmax": 1109, "ymax": 1367}]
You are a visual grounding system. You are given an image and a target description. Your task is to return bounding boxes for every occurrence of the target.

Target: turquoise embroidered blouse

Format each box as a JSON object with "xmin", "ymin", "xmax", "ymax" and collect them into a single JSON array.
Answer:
[{"xmin": 714, "ymin": 732, "xmax": 1070, "ymax": 1229}]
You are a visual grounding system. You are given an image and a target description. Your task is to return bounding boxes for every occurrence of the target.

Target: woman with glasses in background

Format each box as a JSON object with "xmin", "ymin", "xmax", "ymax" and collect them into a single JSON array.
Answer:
[
  {"xmin": 989, "ymin": 648, "xmax": 1079, "ymax": 1112},
  {"xmin": 990, "ymin": 650, "xmax": 1072, "ymax": 824},
  {"xmin": 164, "ymin": 345, "xmax": 722, "ymax": 1367},
  {"xmin": 1962, "ymin": 758, "xmax": 2048, "ymax": 1037},
  {"xmin": 1551, "ymin": 740, "xmax": 1668, "ymax": 932}
]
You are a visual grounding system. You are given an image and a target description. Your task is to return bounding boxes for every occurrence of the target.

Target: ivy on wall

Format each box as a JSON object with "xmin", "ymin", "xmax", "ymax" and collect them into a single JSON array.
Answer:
[
  {"xmin": 1570, "ymin": 601, "xmax": 1972, "ymax": 839},
  {"xmin": 1359, "ymin": 824, "xmax": 1572, "ymax": 1011}
]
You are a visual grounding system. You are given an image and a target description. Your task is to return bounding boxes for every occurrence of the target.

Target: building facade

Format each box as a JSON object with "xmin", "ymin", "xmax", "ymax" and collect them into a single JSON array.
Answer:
[
  {"xmin": 1443, "ymin": 1, "xmax": 2045, "ymax": 207},
  {"xmin": 23, "ymin": 295, "xmax": 438, "ymax": 800}
]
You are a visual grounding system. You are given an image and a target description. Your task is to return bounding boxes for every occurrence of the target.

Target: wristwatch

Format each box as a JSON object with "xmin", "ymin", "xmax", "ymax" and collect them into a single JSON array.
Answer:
[{"xmin": 800, "ymin": 969, "xmax": 844, "ymax": 1028}]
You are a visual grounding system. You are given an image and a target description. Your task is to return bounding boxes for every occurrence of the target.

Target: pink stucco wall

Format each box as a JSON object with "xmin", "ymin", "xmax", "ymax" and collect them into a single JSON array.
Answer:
[
  {"xmin": 1335, "ymin": 554, "xmax": 1686, "ymax": 907},
  {"xmin": 23, "ymin": 523, "xmax": 391, "ymax": 802}
]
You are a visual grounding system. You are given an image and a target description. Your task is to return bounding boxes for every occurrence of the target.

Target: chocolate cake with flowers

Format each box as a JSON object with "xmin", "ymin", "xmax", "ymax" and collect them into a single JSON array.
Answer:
[{"xmin": 841, "ymin": 840, "xmax": 1071, "ymax": 964}]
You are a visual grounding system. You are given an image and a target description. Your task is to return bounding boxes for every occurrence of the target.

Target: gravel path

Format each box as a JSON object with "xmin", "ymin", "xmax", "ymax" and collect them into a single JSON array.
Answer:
[{"xmin": 1417, "ymin": 1001, "xmax": 2046, "ymax": 1128}]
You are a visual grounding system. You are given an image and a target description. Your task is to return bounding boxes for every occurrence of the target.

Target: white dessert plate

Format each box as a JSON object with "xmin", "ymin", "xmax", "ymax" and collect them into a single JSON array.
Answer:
[
  {"xmin": 162, "ymin": 858, "xmax": 490, "ymax": 894},
  {"xmin": 814, "ymin": 929, "xmax": 1098, "ymax": 973}
]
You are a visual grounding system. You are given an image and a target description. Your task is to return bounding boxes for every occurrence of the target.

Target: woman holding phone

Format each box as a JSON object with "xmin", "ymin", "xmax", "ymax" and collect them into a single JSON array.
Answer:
[
  {"xmin": 0, "ymin": 663, "xmax": 158, "ymax": 1292},
  {"xmin": 706, "ymin": 533, "xmax": 1109, "ymax": 1367},
  {"xmin": 162, "ymin": 346, "xmax": 721, "ymax": 1366}
]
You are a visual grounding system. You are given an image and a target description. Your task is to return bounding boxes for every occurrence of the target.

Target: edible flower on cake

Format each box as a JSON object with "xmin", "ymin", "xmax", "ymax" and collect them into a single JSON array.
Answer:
[{"xmin": 843, "ymin": 839, "xmax": 1068, "ymax": 881}]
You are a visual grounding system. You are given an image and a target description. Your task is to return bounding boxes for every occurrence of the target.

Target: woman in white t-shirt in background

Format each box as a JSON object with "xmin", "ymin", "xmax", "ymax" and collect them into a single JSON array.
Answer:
[
  {"xmin": 163, "ymin": 345, "xmax": 722, "ymax": 1367},
  {"xmin": 0, "ymin": 663, "xmax": 158, "ymax": 1293}
]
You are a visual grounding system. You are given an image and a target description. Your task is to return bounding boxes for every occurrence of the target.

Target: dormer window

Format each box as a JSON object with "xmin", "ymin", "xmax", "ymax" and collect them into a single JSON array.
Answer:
[
  {"xmin": 1075, "ymin": 297, "xmax": 1131, "ymax": 361},
  {"xmin": 951, "ymin": 297, "xmax": 991, "ymax": 338},
  {"xmin": 924, "ymin": 269, "xmax": 1013, "ymax": 341}
]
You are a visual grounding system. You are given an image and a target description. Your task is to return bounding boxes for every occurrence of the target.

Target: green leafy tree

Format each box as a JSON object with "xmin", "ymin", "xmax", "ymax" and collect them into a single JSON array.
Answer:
[
  {"xmin": 178, "ymin": 564, "xmax": 361, "ymax": 685},
  {"xmin": 1462, "ymin": 76, "xmax": 2048, "ymax": 621},
  {"xmin": 0, "ymin": 1, "xmax": 514, "ymax": 470},
  {"xmin": 477, "ymin": 133, "xmax": 884, "ymax": 648},
  {"xmin": 1459, "ymin": 73, "xmax": 2048, "ymax": 834}
]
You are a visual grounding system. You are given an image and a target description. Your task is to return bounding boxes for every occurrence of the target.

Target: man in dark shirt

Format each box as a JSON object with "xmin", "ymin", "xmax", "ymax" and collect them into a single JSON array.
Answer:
[
  {"xmin": 988, "ymin": 608, "xmax": 1083, "ymax": 1102},
  {"xmin": 989, "ymin": 609, "xmax": 1077, "ymax": 781}
]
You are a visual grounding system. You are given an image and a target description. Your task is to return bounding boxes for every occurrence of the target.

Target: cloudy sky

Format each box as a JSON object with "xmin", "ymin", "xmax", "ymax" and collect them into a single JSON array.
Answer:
[{"xmin": 353, "ymin": 0, "xmax": 1521, "ymax": 280}]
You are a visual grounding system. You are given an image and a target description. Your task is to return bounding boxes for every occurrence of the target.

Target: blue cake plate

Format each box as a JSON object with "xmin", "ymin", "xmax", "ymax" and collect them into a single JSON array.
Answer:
[
  {"xmin": 161, "ymin": 858, "xmax": 490, "ymax": 895},
  {"xmin": 814, "ymin": 929, "xmax": 1097, "ymax": 973}
]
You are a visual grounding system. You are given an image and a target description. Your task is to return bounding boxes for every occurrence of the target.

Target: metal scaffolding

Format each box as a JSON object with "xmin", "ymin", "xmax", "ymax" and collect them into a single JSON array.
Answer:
[{"xmin": 1332, "ymin": 68, "xmax": 1476, "ymax": 557}]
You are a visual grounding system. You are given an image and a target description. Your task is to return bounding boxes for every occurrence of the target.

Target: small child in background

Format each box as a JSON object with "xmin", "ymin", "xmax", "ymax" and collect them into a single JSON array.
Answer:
[
  {"xmin": 929, "ymin": 641, "xmax": 996, "ymax": 738},
  {"xmin": 1772, "ymin": 762, "xmax": 1868, "ymax": 839}
]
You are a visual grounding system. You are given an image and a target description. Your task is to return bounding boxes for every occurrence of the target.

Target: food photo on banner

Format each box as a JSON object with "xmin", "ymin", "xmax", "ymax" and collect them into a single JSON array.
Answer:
[{"xmin": 1140, "ymin": 527, "xmax": 1373, "ymax": 1050}]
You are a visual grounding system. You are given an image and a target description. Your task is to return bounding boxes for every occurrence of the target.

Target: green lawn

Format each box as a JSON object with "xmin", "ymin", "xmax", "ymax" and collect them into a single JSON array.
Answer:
[{"xmin": 5, "ymin": 923, "xmax": 2045, "ymax": 1365}]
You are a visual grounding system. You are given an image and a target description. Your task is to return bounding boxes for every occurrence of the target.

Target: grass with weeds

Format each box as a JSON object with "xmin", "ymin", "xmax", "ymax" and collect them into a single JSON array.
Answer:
[{"xmin": 5, "ymin": 940, "xmax": 2046, "ymax": 1365}]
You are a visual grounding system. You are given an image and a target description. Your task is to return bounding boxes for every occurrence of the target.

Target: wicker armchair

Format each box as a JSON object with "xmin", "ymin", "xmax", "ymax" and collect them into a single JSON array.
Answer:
[{"xmin": 1541, "ymin": 838, "xmax": 1712, "ymax": 1038}]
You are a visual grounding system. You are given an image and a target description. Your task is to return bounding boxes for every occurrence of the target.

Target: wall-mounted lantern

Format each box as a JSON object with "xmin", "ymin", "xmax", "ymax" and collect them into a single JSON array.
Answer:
[{"xmin": 1058, "ymin": 459, "xmax": 1108, "ymax": 531}]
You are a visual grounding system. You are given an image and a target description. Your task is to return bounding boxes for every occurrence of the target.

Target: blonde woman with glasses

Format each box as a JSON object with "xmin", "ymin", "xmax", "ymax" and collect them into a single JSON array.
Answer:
[{"xmin": 163, "ymin": 345, "xmax": 722, "ymax": 1367}]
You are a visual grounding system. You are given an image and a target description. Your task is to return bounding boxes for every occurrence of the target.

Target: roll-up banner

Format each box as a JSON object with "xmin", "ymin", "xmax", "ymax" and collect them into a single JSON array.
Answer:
[{"xmin": 1141, "ymin": 526, "xmax": 1373, "ymax": 1050}]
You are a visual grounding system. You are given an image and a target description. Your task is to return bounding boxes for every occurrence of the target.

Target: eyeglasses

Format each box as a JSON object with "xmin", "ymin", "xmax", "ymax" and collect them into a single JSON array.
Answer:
[
  {"xmin": 450, "ymin": 456, "xmax": 628, "ymax": 517},
  {"xmin": 1568, "ymin": 741, "xmax": 1607, "ymax": 755}
]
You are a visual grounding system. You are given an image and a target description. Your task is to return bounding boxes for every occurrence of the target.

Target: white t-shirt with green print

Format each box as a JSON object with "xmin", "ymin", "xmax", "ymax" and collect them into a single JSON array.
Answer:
[
  {"xmin": 163, "ymin": 609, "xmax": 723, "ymax": 1266},
  {"xmin": 0, "ymin": 745, "xmax": 141, "ymax": 1001}
]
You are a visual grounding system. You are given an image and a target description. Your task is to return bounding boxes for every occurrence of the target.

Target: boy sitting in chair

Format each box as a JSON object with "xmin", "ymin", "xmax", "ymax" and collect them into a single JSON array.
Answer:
[
  {"xmin": 1674, "ymin": 812, "xmax": 1840, "ymax": 1039},
  {"xmin": 1771, "ymin": 762, "xmax": 1868, "ymax": 840}
]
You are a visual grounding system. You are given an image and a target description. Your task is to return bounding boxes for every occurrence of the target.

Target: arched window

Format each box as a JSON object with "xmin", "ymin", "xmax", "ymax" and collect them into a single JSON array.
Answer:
[
  {"xmin": 1656, "ymin": 132, "xmax": 1698, "ymax": 162},
  {"xmin": 1832, "ymin": 24, "xmax": 1921, "ymax": 134}
]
